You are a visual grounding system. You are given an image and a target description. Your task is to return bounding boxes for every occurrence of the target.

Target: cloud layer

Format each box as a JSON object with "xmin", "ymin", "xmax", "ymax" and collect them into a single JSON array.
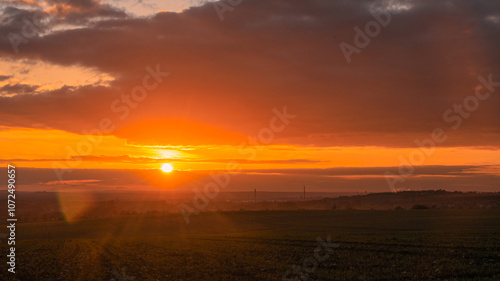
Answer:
[
  {"xmin": 0, "ymin": 0, "xmax": 499, "ymax": 147},
  {"xmin": 3, "ymin": 165, "xmax": 499, "ymax": 192}
]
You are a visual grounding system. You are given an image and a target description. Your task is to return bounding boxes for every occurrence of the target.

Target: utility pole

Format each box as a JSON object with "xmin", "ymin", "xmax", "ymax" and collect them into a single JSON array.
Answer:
[
  {"xmin": 303, "ymin": 186, "xmax": 306, "ymax": 199},
  {"xmin": 254, "ymin": 189, "xmax": 256, "ymax": 202}
]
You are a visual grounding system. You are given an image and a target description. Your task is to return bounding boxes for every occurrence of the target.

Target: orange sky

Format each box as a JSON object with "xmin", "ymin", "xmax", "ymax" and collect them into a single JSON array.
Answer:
[
  {"xmin": 2, "ymin": 126, "xmax": 500, "ymax": 171},
  {"xmin": 0, "ymin": 0, "xmax": 499, "ymax": 192}
]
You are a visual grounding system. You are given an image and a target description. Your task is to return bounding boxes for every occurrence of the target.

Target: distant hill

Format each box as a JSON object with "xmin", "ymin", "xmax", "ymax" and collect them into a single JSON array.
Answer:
[
  {"xmin": 230, "ymin": 190, "xmax": 500, "ymax": 211},
  {"xmin": 325, "ymin": 190, "xmax": 500, "ymax": 210},
  {"xmin": 1, "ymin": 190, "xmax": 499, "ymax": 223}
]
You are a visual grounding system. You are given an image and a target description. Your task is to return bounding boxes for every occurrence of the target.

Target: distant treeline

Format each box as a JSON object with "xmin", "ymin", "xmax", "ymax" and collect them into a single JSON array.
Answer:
[{"xmin": 0, "ymin": 190, "xmax": 498, "ymax": 223}]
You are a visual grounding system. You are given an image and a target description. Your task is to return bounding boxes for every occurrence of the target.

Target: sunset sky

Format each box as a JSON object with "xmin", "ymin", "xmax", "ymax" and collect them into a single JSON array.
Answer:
[{"xmin": 0, "ymin": 0, "xmax": 499, "ymax": 192}]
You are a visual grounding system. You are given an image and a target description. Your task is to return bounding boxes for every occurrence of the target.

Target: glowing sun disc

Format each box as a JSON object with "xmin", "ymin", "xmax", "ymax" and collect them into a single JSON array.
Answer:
[{"xmin": 161, "ymin": 163, "xmax": 174, "ymax": 173}]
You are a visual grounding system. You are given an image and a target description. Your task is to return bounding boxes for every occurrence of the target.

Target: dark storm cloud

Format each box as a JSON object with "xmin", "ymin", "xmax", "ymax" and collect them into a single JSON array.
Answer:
[
  {"xmin": 0, "ymin": 75, "xmax": 12, "ymax": 81},
  {"xmin": 0, "ymin": 83, "xmax": 39, "ymax": 95},
  {"xmin": 0, "ymin": 0, "xmax": 126, "ymax": 33},
  {"xmin": 45, "ymin": 0, "xmax": 128, "ymax": 25},
  {"xmin": 0, "ymin": 6, "xmax": 51, "ymax": 36},
  {"xmin": 0, "ymin": 0, "xmax": 499, "ymax": 147}
]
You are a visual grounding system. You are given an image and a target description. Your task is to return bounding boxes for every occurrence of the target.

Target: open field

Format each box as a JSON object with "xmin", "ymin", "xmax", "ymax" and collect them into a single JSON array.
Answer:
[{"xmin": 1, "ymin": 210, "xmax": 500, "ymax": 280}]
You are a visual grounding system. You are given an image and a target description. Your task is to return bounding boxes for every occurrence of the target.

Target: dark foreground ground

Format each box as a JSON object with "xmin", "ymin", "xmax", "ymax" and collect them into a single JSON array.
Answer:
[{"xmin": 1, "ymin": 209, "xmax": 499, "ymax": 280}]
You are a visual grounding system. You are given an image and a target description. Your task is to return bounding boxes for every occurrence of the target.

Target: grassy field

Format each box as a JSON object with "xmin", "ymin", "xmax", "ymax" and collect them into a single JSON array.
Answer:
[{"xmin": 1, "ymin": 209, "xmax": 499, "ymax": 280}]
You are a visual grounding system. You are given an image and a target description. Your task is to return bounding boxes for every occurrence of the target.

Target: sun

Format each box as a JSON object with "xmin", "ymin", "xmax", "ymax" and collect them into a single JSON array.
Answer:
[{"xmin": 161, "ymin": 163, "xmax": 174, "ymax": 173}]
